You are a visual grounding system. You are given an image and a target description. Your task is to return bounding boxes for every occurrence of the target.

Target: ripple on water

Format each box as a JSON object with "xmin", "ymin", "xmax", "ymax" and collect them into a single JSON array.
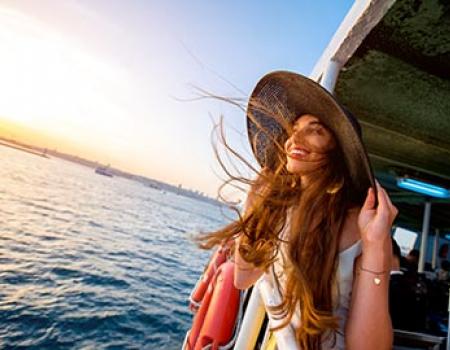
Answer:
[{"xmin": 0, "ymin": 150, "xmax": 232, "ymax": 349}]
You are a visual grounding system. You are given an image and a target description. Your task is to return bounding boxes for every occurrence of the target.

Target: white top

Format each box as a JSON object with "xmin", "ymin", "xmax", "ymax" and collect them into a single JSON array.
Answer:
[{"xmin": 264, "ymin": 213, "xmax": 362, "ymax": 349}]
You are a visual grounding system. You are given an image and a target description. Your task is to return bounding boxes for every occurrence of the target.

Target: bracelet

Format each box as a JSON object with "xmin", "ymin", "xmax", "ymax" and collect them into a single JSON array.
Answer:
[
  {"xmin": 359, "ymin": 266, "xmax": 388, "ymax": 275},
  {"xmin": 358, "ymin": 266, "xmax": 388, "ymax": 286}
]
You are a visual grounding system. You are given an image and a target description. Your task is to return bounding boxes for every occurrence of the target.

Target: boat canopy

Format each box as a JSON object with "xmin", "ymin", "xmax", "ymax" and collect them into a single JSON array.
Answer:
[{"xmin": 312, "ymin": 0, "xmax": 450, "ymax": 234}]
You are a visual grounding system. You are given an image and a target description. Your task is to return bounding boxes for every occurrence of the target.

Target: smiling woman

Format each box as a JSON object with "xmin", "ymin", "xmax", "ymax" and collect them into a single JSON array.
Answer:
[
  {"xmin": 284, "ymin": 115, "xmax": 337, "ymax": 177},
  {"xmin": 193, "ymin": 71, "xmax": 397, "ymax": 350}
]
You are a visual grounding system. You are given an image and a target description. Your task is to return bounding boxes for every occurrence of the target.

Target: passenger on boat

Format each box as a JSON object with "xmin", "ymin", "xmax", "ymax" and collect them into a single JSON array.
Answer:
[
  {"xmin": 403, "ymin": 249, "xmax": 419, "ymax": 272},
  {"xmin": 436, "ymin": 260, "xmax": 450, "ymax": 281},
  {"xmin": 197, "ymin": 71, "xmax": 398, "ymax": 350},
  {"xmin": 389, "ymin": 238, "xmax": 426, "ymax": 331},
  {"xmin": 390, "ymin": 237, "xmax": 403, "ymax": 274}
]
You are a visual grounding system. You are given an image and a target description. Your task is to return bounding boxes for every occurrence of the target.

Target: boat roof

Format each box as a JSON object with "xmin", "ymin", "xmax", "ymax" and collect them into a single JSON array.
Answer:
[{"xmin": 312, "ymin": 0, "xmax": 450, "ymax": 234}]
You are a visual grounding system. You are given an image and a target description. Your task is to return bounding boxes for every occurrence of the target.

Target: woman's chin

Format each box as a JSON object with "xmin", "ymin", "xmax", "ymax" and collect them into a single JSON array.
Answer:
[
  {"xmin": 286, "ymin": 164, "xmax": 307, "ymax": 175},
  {"xmin": 286, "ymin": 162, "xmax": 318, "ymax": 176}
]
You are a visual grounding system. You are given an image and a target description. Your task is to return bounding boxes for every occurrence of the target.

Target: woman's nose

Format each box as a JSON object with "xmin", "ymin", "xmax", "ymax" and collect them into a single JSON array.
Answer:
[
  {"xmin": 291, "ymin": 126, "xmax": 308, "ymax": 142},
  {"xmin": 292, "ymin": 125, "xmax": 316, "ymax": 140}
]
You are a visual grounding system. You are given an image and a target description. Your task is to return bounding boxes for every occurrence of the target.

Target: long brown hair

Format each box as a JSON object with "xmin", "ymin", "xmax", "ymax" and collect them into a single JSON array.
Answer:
[{"xmin": 195, "ymin": 95, "xmax": 360, "ymax": 349}]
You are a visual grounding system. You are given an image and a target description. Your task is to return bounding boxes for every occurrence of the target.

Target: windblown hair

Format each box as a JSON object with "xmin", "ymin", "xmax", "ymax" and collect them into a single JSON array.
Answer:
[{"xmin": 195, "ymin": 95, "xmax": 361, "ymax": 350}]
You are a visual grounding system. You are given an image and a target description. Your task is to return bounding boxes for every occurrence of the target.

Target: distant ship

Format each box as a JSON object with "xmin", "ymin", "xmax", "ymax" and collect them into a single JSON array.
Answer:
[{"xmin": 95, "ymin": 165, "xmax": 114, "ymax": 177}]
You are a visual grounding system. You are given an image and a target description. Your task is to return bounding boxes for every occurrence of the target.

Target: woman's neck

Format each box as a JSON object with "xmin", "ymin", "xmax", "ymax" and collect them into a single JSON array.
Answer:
[{"xmin": 300, "ymin": 175, "xmax": 312, "ymax": 189}]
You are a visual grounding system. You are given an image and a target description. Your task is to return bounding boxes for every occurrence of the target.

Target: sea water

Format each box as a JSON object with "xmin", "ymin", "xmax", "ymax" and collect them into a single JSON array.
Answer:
[{"xmin": 0, "ymin": 146, "xmax": 234, "ymax": 349}]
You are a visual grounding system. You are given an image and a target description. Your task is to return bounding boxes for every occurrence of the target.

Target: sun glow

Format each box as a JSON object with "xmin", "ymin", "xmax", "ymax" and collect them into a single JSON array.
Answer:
[{"xmin": 0, "ymin": 6, "xmax": 143, "ymax": 161}]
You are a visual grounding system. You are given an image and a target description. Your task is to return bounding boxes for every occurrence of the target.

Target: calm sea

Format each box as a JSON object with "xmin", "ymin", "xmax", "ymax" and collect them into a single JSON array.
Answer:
[{"xmin": 0, "ymin": 145, "xmax": 234, "ymax": 349}]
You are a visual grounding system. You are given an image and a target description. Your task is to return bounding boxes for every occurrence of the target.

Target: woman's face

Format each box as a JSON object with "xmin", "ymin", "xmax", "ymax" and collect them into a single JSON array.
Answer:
[{"xmin": 284, "ymin": 114, "xmax": 336, "ymax": 175}]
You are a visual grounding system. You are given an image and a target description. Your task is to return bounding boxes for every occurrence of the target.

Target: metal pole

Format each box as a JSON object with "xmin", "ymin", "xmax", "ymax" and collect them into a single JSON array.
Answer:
[
  {"xmin": 418, "ymin": 201, "xmax": 431, "ymax": 273},
  {"xmin": 432, "ymin": 228, "xmax": 440, "ymax": 270},
  {"xmin": 319, "ymin": 59, "xmax": 342, "ymax": 92},
  {"xmin": 234, "ymin": 283, "xmax": 266, "ymax": 350}
]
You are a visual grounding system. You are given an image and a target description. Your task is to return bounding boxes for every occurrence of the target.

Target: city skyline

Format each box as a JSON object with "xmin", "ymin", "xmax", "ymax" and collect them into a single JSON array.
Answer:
[{"xmin": 0, "ymin": 124, "xmax": 218, "ymax": 202}]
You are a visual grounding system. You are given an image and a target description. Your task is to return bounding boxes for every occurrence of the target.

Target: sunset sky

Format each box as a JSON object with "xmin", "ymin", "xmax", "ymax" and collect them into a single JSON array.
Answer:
[{"xmin": 0, "ymin": 0, "xmax": 353, "ymax": 197}]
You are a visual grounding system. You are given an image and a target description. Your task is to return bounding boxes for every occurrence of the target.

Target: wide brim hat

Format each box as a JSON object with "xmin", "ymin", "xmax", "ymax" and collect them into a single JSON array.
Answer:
[{"xmin": 246, "ymin": 70, "xmax": 377, "ymax": 205}]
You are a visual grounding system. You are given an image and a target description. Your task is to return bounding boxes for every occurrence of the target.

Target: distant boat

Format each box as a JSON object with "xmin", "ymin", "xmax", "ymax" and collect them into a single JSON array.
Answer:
[
  {"xmin": 146, "ymin": 182, "xmax": 160, "ymax": 190},
  {"xmin": 95, "ymin": 165, "xmax": 114, "ymax": 177}
]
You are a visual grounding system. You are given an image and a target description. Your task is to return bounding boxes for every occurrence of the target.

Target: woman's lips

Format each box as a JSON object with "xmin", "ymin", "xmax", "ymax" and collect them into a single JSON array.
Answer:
[{"xmin": 288, "ymin": 147, "xmax": 310, "ymax": 160}]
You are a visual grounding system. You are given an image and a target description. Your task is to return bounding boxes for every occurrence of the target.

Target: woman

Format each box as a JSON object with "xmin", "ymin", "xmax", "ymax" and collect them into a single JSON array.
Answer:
[{"xmin": 197, "ymin": 71, "xmax": 397, "ymax": 350}]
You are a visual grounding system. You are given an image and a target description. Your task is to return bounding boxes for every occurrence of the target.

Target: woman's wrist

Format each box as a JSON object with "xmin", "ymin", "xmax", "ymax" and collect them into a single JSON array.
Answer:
[{"xmin": 361, "ymin": 239, "xmax": 392, "ymax": 272}]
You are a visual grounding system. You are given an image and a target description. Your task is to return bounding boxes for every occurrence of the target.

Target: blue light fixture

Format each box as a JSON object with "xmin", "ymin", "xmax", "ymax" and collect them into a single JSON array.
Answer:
[{"xmin": 397, "ymin": 177, "xmax": 450, "ymax": 199}]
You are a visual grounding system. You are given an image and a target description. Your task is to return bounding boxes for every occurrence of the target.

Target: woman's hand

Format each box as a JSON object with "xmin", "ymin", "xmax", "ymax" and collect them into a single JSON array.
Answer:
[
  {"xmin": 347, "ymin": 180, "xmax": 396, "ymax": 350},
  {"xmin": 358, "ymin": 181, "xmax": 398, "ymax": 247}
]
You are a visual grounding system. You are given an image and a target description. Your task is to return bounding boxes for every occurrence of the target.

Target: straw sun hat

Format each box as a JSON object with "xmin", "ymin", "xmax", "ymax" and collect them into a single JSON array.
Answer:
[{"xmin": 246, "ymin": 70, "xmax": 377, "ymax": 204}]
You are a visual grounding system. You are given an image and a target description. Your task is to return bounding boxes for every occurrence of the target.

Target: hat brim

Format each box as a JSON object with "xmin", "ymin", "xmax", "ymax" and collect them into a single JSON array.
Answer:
[{"xmin": 247, "ymin": 70, "xmax": 376, "ymax": 205}]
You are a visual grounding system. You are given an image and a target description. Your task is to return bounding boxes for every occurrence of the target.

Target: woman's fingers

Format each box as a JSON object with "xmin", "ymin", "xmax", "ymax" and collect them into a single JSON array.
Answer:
[
  {"xmin": 377, "ymin": 182, "xmax": 394, "ymax": 208},
  {"xmin": 362, "ymin": 187, "xmax": 376, "ymax": 211},
  {"xmin": 375, "ymin": 181, "xmax": 399, "ymax": 222},
  {"xmin": 377, "ymin": 182, "xmax": 398, "ymax": 218},
  {"xmin": 381, "ymin": 187, "xmax": 398, "ymax": 220},
  {"xmin": 375, "ymin": 181, "xmax": 388, "ymax": 214}
]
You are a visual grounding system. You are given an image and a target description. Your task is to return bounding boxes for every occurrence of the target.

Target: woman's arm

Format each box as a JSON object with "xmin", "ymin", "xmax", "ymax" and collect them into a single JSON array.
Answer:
[
  {"xmin": 234, "ymin": 234, "xmax": 264, "ymax": 290},
  {"xmin": 345, "ymin": 182, "xmax": 398, "ymax": 350},
  {"xmin": 233, "ymin": 177, "xmax": 268, "ymax": 290}
]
